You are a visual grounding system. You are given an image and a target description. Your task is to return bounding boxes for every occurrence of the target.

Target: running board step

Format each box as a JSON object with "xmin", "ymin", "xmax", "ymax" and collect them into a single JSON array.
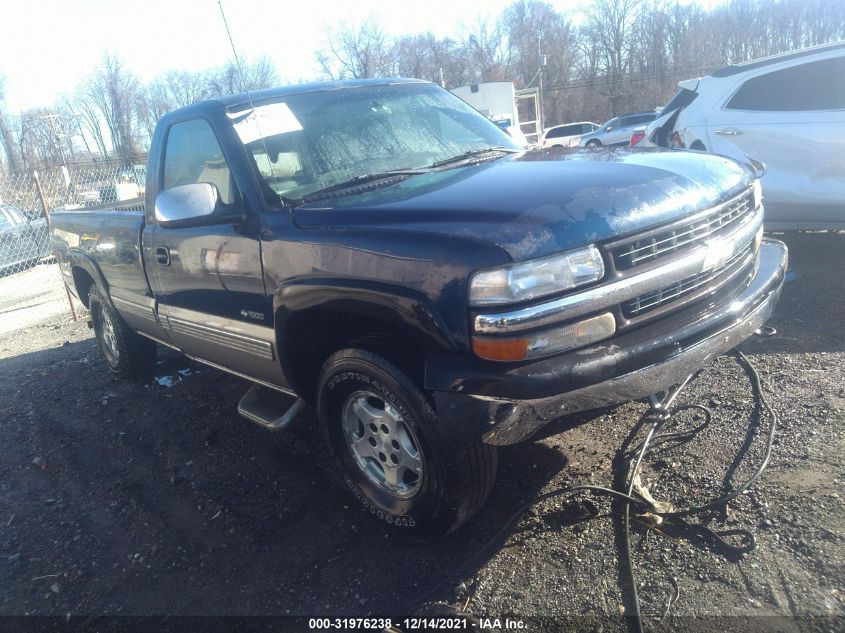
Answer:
[{"xmin": 237, "ymin": 384, "xmax": 305, "ymax": 432}]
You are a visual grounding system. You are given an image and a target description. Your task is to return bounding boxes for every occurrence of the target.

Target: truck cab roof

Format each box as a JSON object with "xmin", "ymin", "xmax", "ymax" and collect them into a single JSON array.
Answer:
[{"xmin": 169, "ymin": 78, "xmax": 431, "ymax": 118}]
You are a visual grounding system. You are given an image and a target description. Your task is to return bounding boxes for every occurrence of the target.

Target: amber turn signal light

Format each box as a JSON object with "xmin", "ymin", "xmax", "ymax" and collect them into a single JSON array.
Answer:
[{"xmin": 472, "ymin": 337, "xmax": 529, "ymax": 361}]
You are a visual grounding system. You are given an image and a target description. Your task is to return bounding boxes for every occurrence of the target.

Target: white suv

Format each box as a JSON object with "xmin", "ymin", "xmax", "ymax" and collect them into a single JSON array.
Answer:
[
  {"xmin": 641, "ymin": 42, "xmax": 845, "ymax": 230},
  {"xmin": 540, "ymin": 122, "xmax": 598, "ymax": 147}
]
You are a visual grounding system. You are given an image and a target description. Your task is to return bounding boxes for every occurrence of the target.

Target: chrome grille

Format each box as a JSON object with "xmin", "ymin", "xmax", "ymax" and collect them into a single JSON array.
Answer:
[
  {"xmin": 613, "ymin": 188, "xmax": 755, "ymax": 271},
  {"xmin": 621, "ymin": 244, "xmax": 752, "ymax": 318}
]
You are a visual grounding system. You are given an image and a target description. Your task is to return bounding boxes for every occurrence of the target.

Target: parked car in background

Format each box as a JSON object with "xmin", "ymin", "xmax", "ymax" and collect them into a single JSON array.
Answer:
[
  {"xmin": 0, "ymin": 204, "xmax": 50, "ymax": 274},
  {"xmin": 580, "ymin": 112, "xmax": 658, "ymax": 147},
  {"xmin": 641, "ymin": 41, "xmax": 845, "ymax": 230},
  {"xmin": 540, "ymin": 121, "xmax": 599, "ymax": 147},
  {"xmin": 99, "ymin": 165, "xmax": 147, "ymax": 204}
]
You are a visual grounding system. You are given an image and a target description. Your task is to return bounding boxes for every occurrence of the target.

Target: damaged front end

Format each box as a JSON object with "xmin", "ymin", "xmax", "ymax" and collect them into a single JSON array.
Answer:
[{"xmin": 428, "ymin": 209, "xmax": 787, "ymax": 445}]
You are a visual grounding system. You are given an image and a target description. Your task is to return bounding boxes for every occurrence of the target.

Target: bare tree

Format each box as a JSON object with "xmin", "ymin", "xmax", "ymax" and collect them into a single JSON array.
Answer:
[
  {"xmin": 0, "ymin": 77, "xmax": 22, "ymax": 173},
  {"xmin": 501, "ymin": 0, "xmax": 575, "ymax": 123},
  {"xmin": 459, "ymin": 17, "xmax": 513, "ymax": 82},
  {"xmin": 18, "ymin": 108, "xmax": 85, "ymax": 167},
  {"xmin": 76, "ymin": 53, "xmax": 143, "ymax": 164},
  {"xmin": 317, "ymin": 17, "xmax": 393, "ymax": 79},
  {"xmin": 206, "ymin": 56, "xmax": 279, "ymax": 96},
  {"xmin": 135, "ymin": 70, "xmax": 209, "ymax": 140},
  {"xmin": 71, "ymin": 90, "xmax": 109, "ymax": 160},
  {"xmin": 151, "ymin": 70, "xmax": 208, "ymax": 109},
  {"xmin": 583, "ymin": 0, "xmax": 642, "ymax": 115}
]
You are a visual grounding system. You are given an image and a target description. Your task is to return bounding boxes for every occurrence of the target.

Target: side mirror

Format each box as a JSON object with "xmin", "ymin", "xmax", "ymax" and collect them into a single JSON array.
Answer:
[
  {"xmin": 748, "ymin": 158, "xmax": 767, "ymax": 178},
  {"xmin": 154, "ymin": 182, "xmax": 243, "ymax": 229}
]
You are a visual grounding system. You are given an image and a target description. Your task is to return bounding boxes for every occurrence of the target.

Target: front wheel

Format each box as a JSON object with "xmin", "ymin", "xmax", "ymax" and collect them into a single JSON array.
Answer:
[
  {"xmin": 317, "ymin": 346, "xmax": 497, "ymax": 537},
  {"xmin": 585, "ymin": 139, "xmax": 601, "ymax": 148}
]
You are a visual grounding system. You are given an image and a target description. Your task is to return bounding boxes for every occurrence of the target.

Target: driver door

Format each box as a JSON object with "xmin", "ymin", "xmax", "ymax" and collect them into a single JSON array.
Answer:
[{"xmin": 143, "ymin": 117, "xmax": 286, "ymax": 388}]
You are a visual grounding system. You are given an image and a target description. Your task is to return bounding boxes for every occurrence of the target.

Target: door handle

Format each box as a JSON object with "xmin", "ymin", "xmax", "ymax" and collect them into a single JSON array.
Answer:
[
  {"xmin": 154, "ymin": 246, "xmax": 171, "ymax": 266},
  {"xmin": 714, "ymin": 129, "xmax": 742, "ymax": 136}
]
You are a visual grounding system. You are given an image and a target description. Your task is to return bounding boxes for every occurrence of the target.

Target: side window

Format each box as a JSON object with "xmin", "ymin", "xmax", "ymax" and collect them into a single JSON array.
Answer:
[
  {"xmin": 546, "ymin": 127, "xmax": 565, "ymax": 139},
  {"xmin": 162, "ymin": 119, "xmax": 236, "ymax": 204},
  {"xmin": 726, "ymin": 57, "xmax": 845, "ymax": 111},
  {"xmin": 604, "ymin": 118, "xmax": 619, "ymax": 131}
]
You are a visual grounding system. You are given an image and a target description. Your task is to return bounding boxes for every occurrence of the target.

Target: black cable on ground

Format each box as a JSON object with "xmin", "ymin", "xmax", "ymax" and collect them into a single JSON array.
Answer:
[
  {"xmin": 653, "ymin": 351, "xmax": 778, "ymax": 519},
  {"xmin": 398, "ymin": 349, "xmax": 779, "ymax": 632}
]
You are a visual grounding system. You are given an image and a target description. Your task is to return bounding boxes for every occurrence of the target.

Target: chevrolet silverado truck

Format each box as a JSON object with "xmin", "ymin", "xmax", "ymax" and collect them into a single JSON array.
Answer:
[{"xmin": 51, "ymin": 78, "xmax": 787, "ymax": 536}]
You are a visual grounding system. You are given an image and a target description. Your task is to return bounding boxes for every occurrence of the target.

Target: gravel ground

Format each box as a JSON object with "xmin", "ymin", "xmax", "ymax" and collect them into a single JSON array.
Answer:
[{"xmin": 0, "ymin": 233, "xmax": 843, "ymax": 632}]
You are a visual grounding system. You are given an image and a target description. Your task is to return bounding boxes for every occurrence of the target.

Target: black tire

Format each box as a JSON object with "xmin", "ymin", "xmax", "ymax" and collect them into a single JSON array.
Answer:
[
  {"xmin": 317, "ymin": 345, "xmax": 497, "ymax": 537},
  {"xmin": 690, "ymin": 140, "xmax": 706, "ymax": 151},
  {"xmin": 89, "ymin": 285, "xmax": 156, "ymax": 378},
  {"xmin": 586, "ymin": 139, "xmax": 601, "ymax": 148}
]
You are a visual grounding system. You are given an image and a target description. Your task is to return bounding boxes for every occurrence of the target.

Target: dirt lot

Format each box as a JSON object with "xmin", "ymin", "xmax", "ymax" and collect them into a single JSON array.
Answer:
[{"xmin": 1, "ymin": 234, "xmax": 843, "ymax": 632}]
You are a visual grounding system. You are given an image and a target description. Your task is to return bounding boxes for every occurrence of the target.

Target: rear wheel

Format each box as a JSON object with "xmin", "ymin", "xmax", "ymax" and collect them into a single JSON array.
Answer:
[
  {"xmin": 89, "ymin": 285, "xmax": 156, "ymax": 378},
  {"xmin": 317, "ymin": 345, "xmax": 497, "ymax": 537}
]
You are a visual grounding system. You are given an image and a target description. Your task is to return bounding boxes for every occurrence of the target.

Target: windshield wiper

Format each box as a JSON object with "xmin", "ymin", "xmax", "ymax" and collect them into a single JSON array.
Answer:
[
  {"xmin": 427, "ymin": 147, "xmax": 520, "ymax": 169},
  {"xmin": 300, "ymin": 168, "xmax": 428, "ymax": 203}
]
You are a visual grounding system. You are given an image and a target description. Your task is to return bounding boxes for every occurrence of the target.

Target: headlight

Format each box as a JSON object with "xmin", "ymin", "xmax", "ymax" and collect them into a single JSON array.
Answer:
[
  {"xmin": 752, "ymin": 178, "xmax": 763, "ymax": 209},
  {"xmin": 472, "ymin": 312, "xmax": 617, "ymax": 361},
  {"xmin": 469, "ymin": 245, "xmax": 605, "ymax": 306}
]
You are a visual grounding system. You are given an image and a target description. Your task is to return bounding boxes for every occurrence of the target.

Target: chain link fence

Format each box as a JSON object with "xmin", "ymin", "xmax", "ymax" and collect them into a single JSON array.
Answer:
[
  {"xmin": 0, "ymin": 162, "xmax": 146, "ymax": 277},
  {"xmin": 0, "ymin": 162, "xmax": 147, "ymax": 333}
]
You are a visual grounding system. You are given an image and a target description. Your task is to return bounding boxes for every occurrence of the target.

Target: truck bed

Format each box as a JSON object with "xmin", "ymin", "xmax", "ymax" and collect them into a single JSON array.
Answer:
[{"xmin": 51, "ymin": 208, "xmax": 152, "ymax": 312}]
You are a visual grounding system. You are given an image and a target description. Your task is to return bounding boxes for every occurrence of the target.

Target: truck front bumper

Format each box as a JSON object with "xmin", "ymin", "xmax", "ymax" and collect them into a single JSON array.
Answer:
[{"xmin": 429, "ymin": 239, "xmax": 788, "ymax": 445}]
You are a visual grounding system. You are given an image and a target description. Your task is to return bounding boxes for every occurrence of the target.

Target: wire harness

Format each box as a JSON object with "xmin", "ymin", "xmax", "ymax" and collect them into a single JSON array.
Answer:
[{"xmin": 400, "ymin": 349, "xmax": 778, "ymax": 633}]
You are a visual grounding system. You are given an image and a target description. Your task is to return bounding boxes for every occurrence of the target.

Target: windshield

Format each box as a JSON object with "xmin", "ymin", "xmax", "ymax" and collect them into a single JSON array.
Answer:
[
  {"xmin": 600, "ymin": 118, "xmax": 618, "ymax": 131},
  {"xmin": 227, "ymin": 82, "xmax": 520, "ymax": 203}
]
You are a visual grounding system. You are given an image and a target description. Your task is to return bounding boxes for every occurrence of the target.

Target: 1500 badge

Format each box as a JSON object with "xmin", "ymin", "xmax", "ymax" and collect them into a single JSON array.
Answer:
[{"xmin": 240, "ymin": 309, "xmax": 265, "ymax": 321}]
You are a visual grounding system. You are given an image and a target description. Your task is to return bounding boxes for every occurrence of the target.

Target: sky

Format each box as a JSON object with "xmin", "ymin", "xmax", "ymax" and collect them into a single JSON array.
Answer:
[{"xmin": 0, "ymin": 0, "xmax": 724, "ymax": 113}]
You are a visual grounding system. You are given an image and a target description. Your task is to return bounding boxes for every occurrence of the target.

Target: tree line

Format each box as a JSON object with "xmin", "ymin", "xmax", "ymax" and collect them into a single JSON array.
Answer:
[
  {"xmin": 0, "ymin": 55, "xmax": 278, "ymax": 175},
  {"xmin": 319, "ymin": 0, "xmax": 844, "ymax": 135},
  {"xmin": 1, "ymin": 0, "xmax": 843, "ymax": 174}
]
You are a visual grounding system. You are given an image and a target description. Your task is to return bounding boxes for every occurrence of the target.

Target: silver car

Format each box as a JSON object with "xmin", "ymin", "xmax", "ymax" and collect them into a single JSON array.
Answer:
[
  {"xmin": 580, "ymin": 112, "xmax": 658, "ymax": 147},
  {"xmin": 0, "ymin": 204, "xmax": 50, "ymax": 274}
]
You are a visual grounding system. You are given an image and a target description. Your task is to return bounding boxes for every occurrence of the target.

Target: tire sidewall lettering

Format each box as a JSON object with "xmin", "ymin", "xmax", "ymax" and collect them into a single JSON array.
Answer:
[
  {"xmin": 327, "ymin": 369, "xmax": 418, "ymax": 435},
  {"xmin": 342, "ymin": 473, "xmax": 417, "ymax": 528}
]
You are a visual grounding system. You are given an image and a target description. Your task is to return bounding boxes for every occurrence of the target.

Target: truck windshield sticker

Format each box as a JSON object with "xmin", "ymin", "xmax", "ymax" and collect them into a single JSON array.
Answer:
[{"xmin": 228, "ymin": 103, "xmax": 303, "ymax": 145}]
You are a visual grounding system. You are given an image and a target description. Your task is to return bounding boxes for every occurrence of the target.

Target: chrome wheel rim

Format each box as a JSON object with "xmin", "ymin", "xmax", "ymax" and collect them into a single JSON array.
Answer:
[
  {"xmin": 341, "ymin": 390, "xmax": 423, "ymax": 499},
  {"xmin": 100, "ymin": 309, "xmax": 118, "ymax": 358}
]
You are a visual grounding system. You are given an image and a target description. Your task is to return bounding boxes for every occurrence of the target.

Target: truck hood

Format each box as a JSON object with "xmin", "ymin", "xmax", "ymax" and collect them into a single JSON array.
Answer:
[{"xmin": 293, "ymin": 148, "xmax": 752, "ymax": 262}]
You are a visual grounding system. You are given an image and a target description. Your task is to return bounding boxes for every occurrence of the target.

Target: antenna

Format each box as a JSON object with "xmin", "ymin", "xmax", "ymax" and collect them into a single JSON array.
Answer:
[
  {"xmin": 216, "ymin": 0, "xmax": 284, "ymax": 205},
  {"xmin": 218, "ymin": 0, "xmax": 246, "ymax": 92}
]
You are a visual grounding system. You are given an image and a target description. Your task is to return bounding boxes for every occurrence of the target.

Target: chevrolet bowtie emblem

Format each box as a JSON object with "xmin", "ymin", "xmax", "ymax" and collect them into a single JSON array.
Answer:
[{"xmin": 701, "ymin": 237, "xmax": 733, "ymax": 271}]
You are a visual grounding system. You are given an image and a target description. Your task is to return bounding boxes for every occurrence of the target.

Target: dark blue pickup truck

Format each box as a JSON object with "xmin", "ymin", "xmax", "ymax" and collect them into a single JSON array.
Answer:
[{"xmin": 51, "ymin": 78, "xmax": 787, "ymax": 535}]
